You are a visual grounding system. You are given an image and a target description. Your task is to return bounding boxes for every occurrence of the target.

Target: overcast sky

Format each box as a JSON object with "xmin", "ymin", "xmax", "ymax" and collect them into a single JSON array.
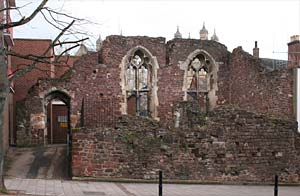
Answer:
[{"xmin": 13, "ymin": 0, "xmax": 300, "ymax": 60}]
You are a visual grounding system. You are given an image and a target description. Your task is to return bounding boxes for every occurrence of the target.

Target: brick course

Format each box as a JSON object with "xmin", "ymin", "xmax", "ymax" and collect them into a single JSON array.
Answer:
[
  {"xmin": 229, "ymin": 47, "xmax": 294, "ymax": 119},
  {"xmin": 14, "ymin": 35, "xmax": 299, "ymax": 183},
  {"xmin": 11, "ymin": 39, "xmax": 54, "ymax": 103},
  {"xmin": 72, "ymin": 106, "xmax": 300, "ymax": 183},
  {"xmin": 17, "ymin": 36, "xmax": 296, "ymax": 144}
]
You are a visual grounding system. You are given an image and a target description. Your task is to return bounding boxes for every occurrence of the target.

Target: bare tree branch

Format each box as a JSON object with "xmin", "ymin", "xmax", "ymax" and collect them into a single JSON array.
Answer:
[
  {"xmin": 0, "ymin": 0, "xmax": 48, "ymax": 30},
  {"xmin": 7, "ymin": 33, "xmax": 87, "ymax": 73},
  {"xmin": 43, "ymin": 7, "xmax": 84, "ymax": 22},
  {"xmin": 9, "ymin": 19, "xmax": 76, "ymax": 81},
  {"xmin": 55, "ymin": 44, "xmax": 80, "ymax": 61},
  {"xmin": 0, "ymin": 0, "xmax": 91, "ymax": 190},
  {"xmin": 7, "ymin": 51, "xmax": 53, "ymax": 64},
  {"xmin": 0, "ymin": 2, "xmax": 31, "ymax": 15},
  {"xmin": 52, "ymin": 38, "xmax": 88, "ymax": 46},
  {"xmin": 8, "ymin": 37, "xmax": 88, "ymax": 63},
  {"xmin": 40, "ymin": 10, "xmax": 64, "ymax": 31},
  {"xmin": 46, "ymin": 8, "xmax": 71, "ymax": 26}
]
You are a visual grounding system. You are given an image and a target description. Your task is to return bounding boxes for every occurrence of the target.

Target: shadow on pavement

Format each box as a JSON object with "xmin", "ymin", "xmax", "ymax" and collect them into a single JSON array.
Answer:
[{"xmin": 5, "ymin": 144, "xmax": 69, "ymax": 180}]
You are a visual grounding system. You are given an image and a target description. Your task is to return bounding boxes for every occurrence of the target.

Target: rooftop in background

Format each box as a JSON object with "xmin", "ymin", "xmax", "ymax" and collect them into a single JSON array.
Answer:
[{"xmin": 260, "ymin": 58, "xmax": 288, "ymax": 71}]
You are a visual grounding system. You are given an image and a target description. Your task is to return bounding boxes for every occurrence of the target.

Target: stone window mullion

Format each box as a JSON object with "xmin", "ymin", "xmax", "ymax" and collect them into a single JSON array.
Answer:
[{"xmin": 125, "ymin": 51, "xmax": 152, "ymax": 117}]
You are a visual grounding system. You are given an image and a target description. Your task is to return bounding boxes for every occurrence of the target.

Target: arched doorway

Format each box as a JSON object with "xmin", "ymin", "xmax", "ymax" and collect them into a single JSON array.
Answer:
[{"xmin": 45, "ymin": 91, "xmax": 70, "ymax": 144}]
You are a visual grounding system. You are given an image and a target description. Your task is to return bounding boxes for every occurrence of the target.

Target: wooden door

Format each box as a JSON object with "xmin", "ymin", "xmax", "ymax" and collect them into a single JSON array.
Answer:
[{"xmin": 51, "ymin": 104, "xmax": 68, "ymax": 144}]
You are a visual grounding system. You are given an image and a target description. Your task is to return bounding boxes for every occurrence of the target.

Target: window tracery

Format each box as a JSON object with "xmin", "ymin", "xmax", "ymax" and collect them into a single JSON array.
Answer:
[
  {"xmin": 186, "ymin": 53, "xmax": 212, "ymax": 112},
  {"xmin": 125, "ymin": 50, "xmax": 152, "ymax": 117}
]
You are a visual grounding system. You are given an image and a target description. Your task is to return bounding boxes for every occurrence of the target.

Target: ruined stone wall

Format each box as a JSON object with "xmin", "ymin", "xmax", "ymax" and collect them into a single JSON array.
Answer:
[
  {"xmin": 54, "ymin": 55, "xmax": 78, "ymax": 78},
  {"xmin": 229, "ymin": 47, "xmax": 294, "ymax": 119},
  {"xmin": 72, "ymin": 106, "xmax": 300, "ymax": 183},
  {"xmin": 100, "ymin": 35, "xmax": 166, "ymax": 67},
  {"xmin": 16, "ymin": 36, "xmax": 168, "ymax": 145},
  {"xmin": 16, "ymin": 36, "xmax": 297, "ymax": 146},
  {"xmin": 17, "ymin": 36, "xmax": 169, "ymax": 144},
  {"xmin": 158, "ymin": 39, "xmax": 230, "ymax": 123},
  {"xmin": 100, "ymin": 36, "xmax": 166, "ymax": 118},
  {"xmin": 15, "ymin": 52, "xmax": 122, "ymax": 145}
]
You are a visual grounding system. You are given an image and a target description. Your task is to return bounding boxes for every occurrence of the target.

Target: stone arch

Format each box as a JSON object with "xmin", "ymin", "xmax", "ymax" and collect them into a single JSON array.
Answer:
[
  {"xmin": 120, "ymin": 45, "xmax": 159, "ymax": 119},
  {"xmin": 44, "ymin": 90, "xmax": 71, "ymax": 106},
  {"xmin": 181, "ymin": 49, "xmax": 219, "ymax": 111},
  {"xmin": 43, "ymin": 89, "xmax": 71, "ymax": 144},
  {"xmin": 40, "ymin": 87, "xmax": 72, "ymax": 102}
]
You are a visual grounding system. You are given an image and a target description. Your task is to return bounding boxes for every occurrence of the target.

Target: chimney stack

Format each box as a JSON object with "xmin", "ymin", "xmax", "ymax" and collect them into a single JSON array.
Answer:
[
  {"xmin": 288, "ymin": 35, "xmax": 300, "ymax": 68},
  {"xmin": 290, "ymin": 35, "xmax": 300, "ymax": 42},
  {"xmin": 253, "ymin": 41, "xmax": 259, "ymax": 58}
]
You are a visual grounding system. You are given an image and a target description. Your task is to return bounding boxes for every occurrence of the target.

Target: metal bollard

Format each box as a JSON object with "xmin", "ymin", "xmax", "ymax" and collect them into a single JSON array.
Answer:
[
  {"xmin": 159, "ymin": 170, "xmax": 163, "ymax": 196},
  {"xmin": 274, "ymin": 175, "xmax": 278, "ymax": 196}
]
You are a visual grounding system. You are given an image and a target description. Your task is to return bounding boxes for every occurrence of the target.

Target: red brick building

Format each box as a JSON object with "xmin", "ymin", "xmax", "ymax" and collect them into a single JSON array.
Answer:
[
  {"xmin": 10, "ymin": 38, "xmax": 77, "ymax": 145},
  {"xmin": 12, "ymin": 39, "xmax": 54, "ymax": 103}
]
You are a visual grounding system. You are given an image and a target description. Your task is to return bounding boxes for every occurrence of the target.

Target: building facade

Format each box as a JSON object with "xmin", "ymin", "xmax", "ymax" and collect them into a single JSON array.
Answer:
[
  {"xmin": 10, "ymin": 38, "xmax": 77, "ymax": 145},
  {"xmin": 9, "ymin": 29, "xmax": 300, "ymax": 183}
]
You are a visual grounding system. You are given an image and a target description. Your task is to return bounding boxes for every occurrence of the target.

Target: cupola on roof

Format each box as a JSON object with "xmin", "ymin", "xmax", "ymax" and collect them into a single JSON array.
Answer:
[{"xmin": 174, "ymin": 26, "xmax": 182, "ymax": 39}]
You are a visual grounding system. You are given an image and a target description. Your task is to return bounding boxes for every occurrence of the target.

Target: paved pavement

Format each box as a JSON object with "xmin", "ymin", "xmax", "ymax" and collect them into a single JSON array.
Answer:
[
  {"xmin": 4, "ymin": 146, "xmax": 300, "ymax": 196},
  {"xmin": 4, "ymin": 178, "xmax": 300, "ymax": 196},
  {"xmin": 6, "ymin": 145, "xmax": 68, "ymax": 179}
]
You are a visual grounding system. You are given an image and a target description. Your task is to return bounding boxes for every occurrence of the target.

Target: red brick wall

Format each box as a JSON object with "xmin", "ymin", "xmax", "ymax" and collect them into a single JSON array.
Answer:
[
  {"xmin": 29, "ymin": 35, "xmax": 167, "ymax": 123},
  {"xmin": 11, "ymin": 39, "xmax": 80, "ymax": 103},
  {"xmin": 11, "ymin": 39, "xmax": 79, "ymax": 145},
  {"xmin": 16, "ymin": 36, "xmax": 296, "ymax": 145},
  {"xmin": 72, "ymin": 107, "xmax": 300, "ymax": 183},
  {"xmin": 11, "ymin": 39, "xmax": 54, "ymax": 103},
  {"xmin": 82, "ymin": 96, "xmax": 117, "ymax": 128},
  {"xmin": 16, "ymin": 34, "xmax": 169, "ymax": 144},
  {"xmin": 288, "ymin": 40, "xmax": 300, "ymax": 68},
  {"xmin": 16, "ymin": 52, "xmax": 120, "ymax": 131},
  {"xmin": 101, "ymin": 35, "xmax": 166, "ymax": 67},
  {"xmin": 229, "ymin": 47, "xmax": 294, "ymax": 119},
  {"xmin": 54, "ymin": 55, "xmax": 78, "ymax": 78},
  {"xmin": 158, "ymin": 39, "xmax": 230, "ymax": 123}
]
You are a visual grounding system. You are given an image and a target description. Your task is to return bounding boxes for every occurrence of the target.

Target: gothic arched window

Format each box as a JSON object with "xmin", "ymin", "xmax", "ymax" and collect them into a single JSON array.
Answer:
[
  {"xmin": 126, "ymin": 50, "xmax": 152, "ymax": 117},
  {"xmin": 186, "ymin": 53, "xmax": 211, "ymax": 112}
]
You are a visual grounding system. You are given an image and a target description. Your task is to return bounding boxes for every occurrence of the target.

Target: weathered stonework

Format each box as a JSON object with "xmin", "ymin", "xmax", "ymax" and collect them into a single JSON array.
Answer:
[
  {"xmin": 229, "ymin": 47, "xmax": 295, "ymax": 119},
  {"xmin": 30, "ymin": 113, "xmax": 46, "ymax": 130},
  {"xmin": 157, "ymin": 39, "xmax": 230, "ymax": 124},
  {"xmin": 72, "ymin": 106, "xmax": 300, "ymax": 183},
  {"xmin": 17, "ymin": 36, "xmax": 295, "ymax": 137},
  {"xmin": 15, "ymin": 35, "xmax": 299, "ymax": 183}
]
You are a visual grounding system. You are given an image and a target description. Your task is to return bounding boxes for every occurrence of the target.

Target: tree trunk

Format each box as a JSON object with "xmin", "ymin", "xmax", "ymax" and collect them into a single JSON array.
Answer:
[
  {"xmin": 0, "ymin": 94, "xmax": 7, "ymax": 190},
  {"xmin": 0, "ymin": 30, "xmax": 8, "ymax": 190}
]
